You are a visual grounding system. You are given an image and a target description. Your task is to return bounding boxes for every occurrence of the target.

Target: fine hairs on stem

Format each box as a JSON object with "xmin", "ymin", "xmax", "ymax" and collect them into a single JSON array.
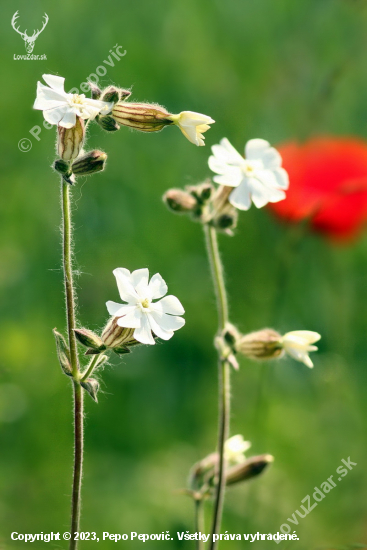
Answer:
[
  {"xmin": 204, "ymin": 224, "xmax": 231, "ymax": 549},
  {"xmin": 61, "ymin": 180, "xmax": 84, "ymax": 547}
]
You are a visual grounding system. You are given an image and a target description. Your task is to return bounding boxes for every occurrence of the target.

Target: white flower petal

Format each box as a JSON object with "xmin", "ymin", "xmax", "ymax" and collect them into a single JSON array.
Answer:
[
  {"xmin": 59, "ymin": 109, "xmax": 77, "ymax": 128},
  {"xmin": 178, "ymin": 111, "xmax": 215, "ymax": 125},
  {"xmin": 218, "ymin": 138, "xmax": 245, "ymax": 165},
  {"xmin": 43, "ymin": 105, "xmax": 70, "ymax": 126},
  {"xmin": 273, "ymin": 167, "xmax": 289, "ymax": 190},
  {"xmin": 153, "ymin": 295, "xmax": 185, "ymax": 315},
  {"xmin": 148, "ymin": 273, "xmax": 168, "ymax": 299},
  {"xmin": 260, "ymin": 147, "xmax": 282, "ymax": 169},
  {"xmin": 106, "ymin": 300, "xmax": 125, "ymax": 316},
  {"xmin": 34, "ymin": 81, "xmax": 68, "ymax": 105},
  {"xmin": 286, "ymin": 347, "xmax": 314, "ymax": 368},
  {"xmin": 134, "ymin": 315, "xmax": 155, "ymax": 345},
  {"xmin": 229, "ymin": 181, "xmax": 252, "ymax": 210},
  {"xmin": 149, "ymin": 310, "xmax": 185, "ymax": 332},
  {"xmin": 284, "ymin": 331, "xmax": 321, "ymax": 345},
  {"xmin": 113, "ymin": 268, "xmax": 138, "ymax": 302},
  {"xmin": 116, "ymin": 308, "xmax": 142, "ymax": 329},
  {"xmin": 131, "ymin": 268, "xmax": 150, "ymax": 296},
  {"xmin": 106, "ymin": 302, "xmax": 137, "ymax": 318},
  {"xmin": 147, "ymin": 314, "xmax": 174, "ymax": 341},
  {"xmin": 42, "ymin": 74, "xmax": 66, "ymax": 93},
  {"xmin": 245, "ymin": 139, "xmax": 270, "ymax": 160}
]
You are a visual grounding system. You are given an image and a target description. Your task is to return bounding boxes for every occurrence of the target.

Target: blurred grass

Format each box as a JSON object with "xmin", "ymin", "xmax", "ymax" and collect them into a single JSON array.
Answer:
[{"xmin": 1, "ymin": 0, "xmax": 367, "ymax": 548}]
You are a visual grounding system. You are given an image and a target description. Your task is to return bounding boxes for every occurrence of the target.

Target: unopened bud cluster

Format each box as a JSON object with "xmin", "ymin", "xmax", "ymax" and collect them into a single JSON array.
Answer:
[
  {"xmin": 74, "ymin": 316, "xmax": 140, "ymax": 357},
  {"xmin": 163, "ymin": 180, "xmax": 238, "ymax": 233},
  {"xmin": 188, "ymin": 447, "xmax": 273, "ymax": 498}
]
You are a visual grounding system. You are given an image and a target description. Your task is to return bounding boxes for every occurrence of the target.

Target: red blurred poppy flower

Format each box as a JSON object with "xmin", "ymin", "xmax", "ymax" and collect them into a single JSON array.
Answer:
[{"xmin": 268, "ymin": 137, "xmax": 367, "ymax": 241}]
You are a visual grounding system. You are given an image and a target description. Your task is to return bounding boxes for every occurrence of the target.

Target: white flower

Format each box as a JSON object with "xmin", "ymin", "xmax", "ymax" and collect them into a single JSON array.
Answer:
[
  {"xmin": 106, "ymin": 268, "xmax": 185, "ymax": 346},
  {"xmin": 34, "ymin": 74, "xmax": 113, "ymax": 128},
  {"xmin": 208, "ymin": 138, "xmax": 289, "ymax": 210},
  {"xmin": 280, "ymin": 331, "xmax": 321, "ymax": 368},
  {"xmin": 168, "ymin": 111, "xmax": 215, "ymax": 146},
  {"xmin": 224, "ymin": 435, "xmax": 251, "ymax": 464}
]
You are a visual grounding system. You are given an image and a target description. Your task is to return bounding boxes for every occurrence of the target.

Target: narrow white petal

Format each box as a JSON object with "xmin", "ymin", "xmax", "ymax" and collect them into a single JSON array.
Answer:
[
  {"xmin": 154, "ymin": 295, "xmax": 185, "ymax": 315},
  {"xmin": 147, "ymin": 314, "xmax": 174, "ymax": 341},
  {"xmin": 35, "ymin": 81, "xmax": 68, "ymax": 104},
  {"xmin": 285, "ymin": 331, "xmax": 321, "ymax": 344},
  {"xmin": 286, "ymin": 347, "xmax": 314, "ymax": 368},
  {"xmin": 43, "ymin": 105, "xmax": 69, "ymax": 126},
  {"xmin": 212, "ymin": 171, "xmax": 242, "ymax": 187},
  {"xmin": 59, "ymin": 109, "xmax": 77, "ymax": 128},
  {"xmin": 219, "ymin": 138, "xmax": 245, "ymax": 165},
  {"xmin": 148, "ymin": 273, "xmax": 168, "ymax": 299},
  {"xmin": 273, "ymin": 167, "xmax": 289, "ymax": 190},
  {"xmin": 149, "ymin": 310, "xmax": 185, "ymax": 332},
  {"xmin": 245, "ymin": 139, "xmax": 270, "ymax": 160},
  {"xmin": 134, "ymin": 315, "xmax": 155, "ymax": 345},
  {"xmin": 248, "ymin": 178, "xmax": 273, "ymax": 208},
  {"xmin": 113, "ymin": 268, "xmax": 138, "ymax": 302},
  {"xmin": 106, "ymin": 300, "xmax": 124, "ymax": 316},
  {"xmin": 229, "ymin": 180, "xmax": 252, "ymax": 210},
  {"xmin": 179, "ymin": 111, "xmax": 215, "ymax": 125},
  {"xmin": 260, "ymin": 147, "xmax": 282, "ymax": 169},
  {"xmin": 178, "ymin": 124, "xmax": 199, "ymax": 146},
  {"xmin": 106, "ymin": 302, "xmax": 137, "ymax": 317},
  {"xmin": 131, "ymin": 268, "xmax": 149, "ymax": 295},
  {"xmin": 42, "ymin": 74, "xmax": 66, "ymax": 93},
  {"xmin": 116, "ymin": 308, "xmax": 142, "ymax": 328}
]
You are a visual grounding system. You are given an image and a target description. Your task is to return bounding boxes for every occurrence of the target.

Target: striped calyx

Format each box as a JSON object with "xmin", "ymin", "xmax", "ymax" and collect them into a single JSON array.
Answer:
[
  {"xmin": 111, "ymin": 102, "xmax": 172, "ymax": 132},
  {"xmin": 101, "ymin": 316, "xmax": 139, "ymax": 354},
  {"xmin": 57, "ymin": 116, "xmax": 85, "ymax": 161}
]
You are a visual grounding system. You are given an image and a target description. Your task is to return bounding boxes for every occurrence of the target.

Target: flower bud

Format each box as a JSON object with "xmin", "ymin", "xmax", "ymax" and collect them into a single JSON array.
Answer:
[
  {"xmin": 71, "ymin": 150, "xmax": 107, "ymax": 176},
  {"xmin": 188, "ymin": 452, "xmax": 219, "ymax": 493},
  {"xmin": 163, "ymin": 189, "xmax": 198, "ymax": 213},
  {"xmin": 101, "ymin": 317, "xmax": 139, "ymax": 353},
  {"xmin": 101, "ymin": 85, "xmax": 131, "ymax": 104},
  {"xmin": 57, "ymin": 116, "xmax": 85, "ymax": 161},
  {"xmin": 187, "ymin": 181, "xmax": 214, "ymax": 203},
  {"xmin": 226, "ymin": 454, "xmax": 274, "ymax": 486},
  {"xmin": 97, "ymin": 115, "xmax": 120, "ymax": 132},
  {"xmin": 81, "ymin": 378, "xmax": 99, "ymax": 402},
  {"xmin": 236, "ymin": 329, "xmax": 283, "ymax": 360},
  {"xmin": 111, "ymin": 102, "xmax": 172, "ymax": 132},
  {"xmin": 74, "ymin": 328, "xmax": 106, "ymax": 351},
  {"xmin": 212, "ymin": 210, "xmax": 238, "ymax": 231},
  {"xmin": 88, "ymin": 82, "xmax": 102, "ymax": 100},
  {"xmin": 53, "ymin": 159, "xmax": 75, "ymax": 184},
  {"xmin": 53, "ymin": 328, "xmax": 72, "ymax": 376}
]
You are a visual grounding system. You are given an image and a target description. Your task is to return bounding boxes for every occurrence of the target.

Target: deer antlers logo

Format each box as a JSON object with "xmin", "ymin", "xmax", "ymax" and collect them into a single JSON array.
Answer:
[{"xmin": 11, "ymin": 11, "xmax": 48, "ymax": 53}]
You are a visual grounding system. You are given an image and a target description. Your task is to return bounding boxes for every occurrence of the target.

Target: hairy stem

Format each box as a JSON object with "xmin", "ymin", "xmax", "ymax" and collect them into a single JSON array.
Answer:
[
  {"xmin": 61, "ymin": 181, "xmax": 83, "ymax": 549},
  {"xmin": 204, "ymin": 225, "xmax": 231, "ymax": 550},
  {"xmin": 195, "ymin": 499, "xmax": 206, "ymax": 550}
]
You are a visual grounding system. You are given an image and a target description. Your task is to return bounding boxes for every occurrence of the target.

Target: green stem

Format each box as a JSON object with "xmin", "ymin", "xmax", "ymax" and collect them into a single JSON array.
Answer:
[
  {"xmin": 204, "ymin": 225, "xmax": 228, "ymax": 331},
  {"xmin": 80, "ymin": 354, "xmax": 101, "ymax": 383},
  {"xmin": 61, "ymin": 181, "xmax": 83, "ymax": 549},
  {"xmin": 204, "ymin": 225, "xmax": 231, "ymax": 550},
  {"xmin": 195, "ymin": 499, "xmax": 206, "ymax": 550}
]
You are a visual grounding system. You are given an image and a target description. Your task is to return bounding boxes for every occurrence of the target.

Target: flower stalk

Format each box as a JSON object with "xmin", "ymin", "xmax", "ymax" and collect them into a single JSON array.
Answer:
[
  {"xmin": 61, "ymin": 179, "xmax": 83, "ymax": 549},
  {"xmin": 204, "ymin": 224, "xmax": 231, "ymax": 550}
]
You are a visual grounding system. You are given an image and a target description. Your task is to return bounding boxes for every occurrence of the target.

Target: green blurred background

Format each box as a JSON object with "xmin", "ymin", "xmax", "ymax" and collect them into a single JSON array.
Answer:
[{"xmin": 1, "ymin": 0, "xmax": 367, "ymax": 547}]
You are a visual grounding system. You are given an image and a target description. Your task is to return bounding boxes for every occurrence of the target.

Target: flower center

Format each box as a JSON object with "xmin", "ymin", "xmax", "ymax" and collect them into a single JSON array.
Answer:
[
  {"xmin": 141, "ymin": 298, "xmax": 150, "ymax": 309},
  {"xmin": 242, "ymin": 161, "xmax": 256, "ymax": 177},
  {"xmin": 69, "ymin": 93, "xmax": 86, "ymax": 106}
]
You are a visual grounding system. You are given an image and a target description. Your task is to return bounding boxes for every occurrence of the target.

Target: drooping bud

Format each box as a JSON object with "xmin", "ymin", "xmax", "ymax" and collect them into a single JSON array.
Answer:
[
  {"xmin": 101, "ymin": 85, "xmax": 131, "ymax": 104},
  {"xmin": 101, "ymin": 317, "xmax": 139, "ymax": 354},
  {"xmin": 71, "ymin": 150, "xmax": 107, "ymax": 176},
  {"xmin": 188, "ymin": 452, "xmax": 219, "ymax": 493},
  {"xmin": 53, "ymin": 159, "xmax": 75, "ymax": 185},
  {"xmin": 226, "ymin": 454, "xmax": 274, "ymax": 486},
  {"xmin": 111, "ymin": 102, "xmax": 173, "ymax": 132},
  {"xmin": 81, "ymin": 378, "xmax": 99, "ymax": 402},
  {"xmin": 187, "ymin": 181, "xmax": 214, "ymax": 203},
  {"xmin": 88, "ymin": 82, "xmax": 102, "ymax": 100},
  {"xmin": 212, "ymin": 209, "xmax": 238, "ymax": 231},
  {"xmin": 97, "ymin": 115, "xmax": 120, "ymax": 132},
  {"xmin": 236, "ymin": 329, "xmax": 283, "ymax": 360},
  {"xmin": 74, "ymin": 328, "xmax": 106, "ymax": 352},
  {"xmin": 57, "ymin": 116, "xmax": 85, "ymax": 161},
  {"xmin": 53, "ymin": 328, "xmax": 72, "ymax": 376},
  {"xmin": 163, "ymin": 189, "xmax": 198, "ymax": 213}
]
